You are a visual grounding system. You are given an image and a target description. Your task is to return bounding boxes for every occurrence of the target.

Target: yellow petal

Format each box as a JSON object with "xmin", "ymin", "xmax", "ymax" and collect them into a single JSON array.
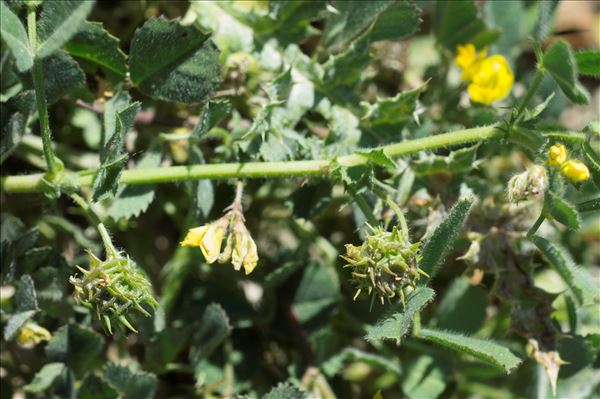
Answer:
[
  {"xmin": 200, "ymin": 223, "xmax": 226, "ymax": 263},
  {"xmin": 242, "ymin": 237, "xmax": 259, "ymax": 275},
  {"xmin": 180, "ymin": 225, "xmax": 209, "ymax": 247},
  {"xmin": 561, "ymin": 160, "xmax": 590, "ymax": 182},
  {"xmin": 548, "ymin": 144, "xmax": 567, "ymax": 166}
]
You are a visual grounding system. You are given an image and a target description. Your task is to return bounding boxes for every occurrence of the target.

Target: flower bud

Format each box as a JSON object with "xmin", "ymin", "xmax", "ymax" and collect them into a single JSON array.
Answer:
[
  {"xmin": 561, "ymin": 160, "xmax": 590, "ymax": 183},
  {"xmin": 547, "ymin": 144, "xmax": 567, "ymax": 166},
  {"xmin": 507, "ymin": 165, "xmax": 547, "ymax": 203},
  {"xmin": 231, "ymin": 222, "xmax": 259, "ymax": 275},
  {"xmin": 17, "ymin": 322, "xmax": 51, "ymax": 346}
]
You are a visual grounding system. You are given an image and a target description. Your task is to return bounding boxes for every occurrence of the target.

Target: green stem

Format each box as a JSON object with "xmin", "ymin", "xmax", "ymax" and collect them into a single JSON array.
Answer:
[
  {"xmin": 412, "ymin": 312, "xmax": 421, "ymax": 337},
  {"xmin": 70, "ymin": 193, "xmax": 119, "ymax": 257},
  {"xmin": 2, "ymin": 125, "xmax": 503, "ymax": 193},
  {"xmin": 527, "ymin": 213, "xmax": 545, "ymax": 238},
  {"xmin": 512, "ymin": 68, "xmax": 544, "ymax": 124},
  {"xmin": 349, "ymin": 189, "xmax": 378, "ymax": 227},
  {"xmin": 386, "ymin": 197, "xmax": 409, "ymax": 239},
  {"xmin": 27, "ymin": 6, "xmax": 57, "ymax": 175}
]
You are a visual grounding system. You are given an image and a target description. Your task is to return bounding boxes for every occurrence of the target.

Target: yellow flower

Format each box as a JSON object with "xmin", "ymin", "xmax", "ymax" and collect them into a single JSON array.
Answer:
[
  {"xmin": 180, "ymin": 219, "xmax": 227, "ymax": 263},
  {"xmin": 231, "ymin": 223, "xmax": 259, "ymax": 275},
  {"xmin": 548, "ymin": 144, "xmax": 567, "ymax": 166},
  {"xmin": 17, "ymin": 322, "xmax": 51, "ymax": 346},
  {"xmin": 455, "ymin": 44, "xmax": 488, "ymax": 81},
  {"xmin": 467, "ymin": 55, "xmax": 514, "ymax": 105},
  {"xmin": 561, "ymin": 160, "xmax": 590, "ymax": 182}
]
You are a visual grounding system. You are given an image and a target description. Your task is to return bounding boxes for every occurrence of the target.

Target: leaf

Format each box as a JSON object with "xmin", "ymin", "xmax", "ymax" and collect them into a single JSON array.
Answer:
[
  {"xmin": 129, "ymin": 17, "xmax": 221, "ymax": 103},
  {"xmin": 102, "ymin": 91, "xmax": 131, "ymax": 145},
  {"xmin": 418, "ymin": 328, "xmax": 522, "ymax": 373},
  {"xmin": 418, "ymin": 197, "xmax": 474, "ymax": 279},
  {"xmin": 45, "ymin": 325, "xmax": 104, "ymax": 376},
  {"xmin": 545, "ymin": 192, "xmax": 581, "ymax": 230},
  {"xmin": 3, "ymin": 310, "xmax": 37, "ymax": 341},
  {"xmin": 533, "ymin": 0, "xmax": 559, "ymax": 42},
  {"xmin": 0, "ymin": 113, "xmax": 25, "ymax": 165},
  {"xmin": 433, "ymin": 0, "xmax": 487, "ymax": 50},
  {"xmin": 543, "ymin": 40, "xmax": 590, "ymax": 105},
  {"xmin": 357, "ymin": 148, "xmax": 396, "ymax": 169},
  {"xmin": 322, "ymin": 348, "xmax": 402, "ymax": 377},
  {"xmin": 192, "ymin": 100, "xmax": 231, "ymax": 139},
  {"xmin": 188, "ymin": 147, "xmax": 214, "ymax": 219},
  {"xmin": 484, "ymin": 0, "xmax": 524, "ymax": 62},
  {"xmin": 78, "ymin": 374, "xmax": 118, "ymax": 399},
  {"xmin": 574, "ymin": 50, "xmax": 600, "ymax": 77},
  {"xmin": 0, "ymin": 1, "xmax": 33, "ymax": 72},
  {"xmin": 263, "ymin": 382, "xmax": 307, "ymax": 399},
  {"xmin": 65, "ymin": 21, "xmax": 127, "ymax": 79},
  {"xmin": 292, "ymin": 263, "xmax": 340, "ymax": 323},
  {"xmin": 324, "ymin": 0, "xmax": 420, "ymax": 47},
  {"xmin": 361, "ymin": 85, "xmax": 425, "ymax": 127},
  {"xmin": 93, "ymin": 101, "xmax": 141, "ymax": 202},
  {"xmin": 189, "ymin": 303, "xmax": 231, "ymax": 368},
  {"xmin": 402, "ymin": 354, "xmax": 450, "ymax": 399},
  {"xmin": 582, "ymin": 141, "xmax": 600, "ymax": 188},
  {"xmin": 434, "ymin": 277, "xmax": 487, "ymax": 334},
  {"xmin": 102, "ymin": 363, "xmax": 157, "ymax": 399},
  {"xmin": 107, "ymin": 143, "xmax": 163, "ymax": 221},
  {"xmin": 412, "ymin": 145, "xmax": 479, "ymax": 176},
  {"xmin": 24, "ymin": 363, "xmax": 66, "ymax": 393},
  {"xmin": 41, "ymin": 50, "xmax": 86, "ymax": 104},
  {"xmin": 531, "ymin": 235, "xmax": 598, "ymax": 306},
  {"xmin": 576, "ymin": 197, "xmax": 600, "ymax": 213},
  {"xmin": 365, "ymin": 287, "xmax": 435, "ymax": 344},
  {"xmin": 36, "ymin": 0, "xmax": 95, "ymax": 59}
]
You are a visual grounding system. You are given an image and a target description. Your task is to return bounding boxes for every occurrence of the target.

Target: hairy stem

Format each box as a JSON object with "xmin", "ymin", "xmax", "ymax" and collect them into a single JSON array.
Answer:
[
  {"xmin": 2, "ymin": 125, "xmax": 504, "ymax": 193},
  {"xmin": 27, "ymin": 7, "xmax": 58, "ymax": 175}
]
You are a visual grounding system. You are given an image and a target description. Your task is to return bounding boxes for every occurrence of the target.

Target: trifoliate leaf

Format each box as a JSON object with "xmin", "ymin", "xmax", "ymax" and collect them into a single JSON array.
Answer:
[{"xmin": 574, "ymin": 50, "xmax": 600, "ymax": 78}]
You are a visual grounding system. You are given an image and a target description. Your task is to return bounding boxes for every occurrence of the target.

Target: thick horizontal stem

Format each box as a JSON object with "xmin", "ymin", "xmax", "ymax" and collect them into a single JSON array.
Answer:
[{"xmin": 2, "ymin": 125, "xmax": 502, "ymax": 193}]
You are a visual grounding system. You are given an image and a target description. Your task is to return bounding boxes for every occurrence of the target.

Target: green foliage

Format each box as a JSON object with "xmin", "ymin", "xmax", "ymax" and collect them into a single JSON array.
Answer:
[
  {"xmin": 418, "ymin": 328, "xmax": 522, "ymax": 373},
  {"xmin": 418, "ymin": 197, "xmax": 474, "ymax": 279},
  {"xmin": 433, "ymin": 0, "xmax": 487, "ymax": 50},
  {"xmin": 0, "ymin": 1, "xmax": 33, "ymax": 72},
  {"xmin": 36, "ymin": 0, "xmax": 95, "ymax": 59},
  {"xmin": 543, "ymin": 40, "xmax": 590, "ymax": 104},
  {"xmin": 129, "ymin": 17, "xmax": 221, "ymax": 103},
  {"xmin": 366, "ymin": 287, "xmax": 435, "ymax": 344},
  {"xmin": 531, "ymin": 235, "xmax": 598, "ymax": 306},
  {"xmin": 574, "ymin": 50, "xmax": 600, "ymax": 78}
]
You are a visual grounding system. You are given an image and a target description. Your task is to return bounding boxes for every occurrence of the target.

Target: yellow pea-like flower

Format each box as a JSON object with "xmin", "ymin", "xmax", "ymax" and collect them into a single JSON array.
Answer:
[
  {"xmin": 467, "ymin": 55, "xmax": 514, "ymax": 105},
  {"xmin": 561, "ymin": 160, "xmax": 590, "ymax": 183},
  {"xmin": 17, "ymin": 322, "xmax": 51, "ymax": 346},
  {"xmin": 180, "ymin": 219, "xmax": 228, "ymax": 264},
  {"xmin": 455, "ymin": 44, "xmax": 487, "ymax": 81},
  {"xmin": 547, "ymin": 144, "xmax": 567, "ymax": 166}
]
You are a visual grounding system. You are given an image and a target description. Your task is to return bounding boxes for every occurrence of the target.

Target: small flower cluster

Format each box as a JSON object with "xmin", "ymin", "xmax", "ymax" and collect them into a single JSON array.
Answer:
[
  {"xmin": 507, "ymin": 165, "xmax": 548, "ymax": 203},
  {"xmin": 342, "ymin": 224, "xmax": 426, "ymax": 307},
  {"xmin": 70, "ymin": 250, "xmax": 159, "ymax": 334},
  {"xmin": 180, "ymin": 194, "xmax": 258, "ymax": 274},
  {"xmin": 455, "ymin": 44, "xmax": 514, "ymax": 105},
  {"xmin": 547, "ymin": 143, "xmax": 590, "ymax": 183}
]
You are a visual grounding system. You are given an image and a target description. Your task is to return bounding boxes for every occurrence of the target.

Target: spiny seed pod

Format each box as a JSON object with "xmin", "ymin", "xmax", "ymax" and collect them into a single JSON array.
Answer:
[
  {"xmin": 69, "ymin": 250, "xmax": 158, "ymax": 335},
  {"xmin": 342, "ymin": 224, "xmax": 426, "ymax": 307}
]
